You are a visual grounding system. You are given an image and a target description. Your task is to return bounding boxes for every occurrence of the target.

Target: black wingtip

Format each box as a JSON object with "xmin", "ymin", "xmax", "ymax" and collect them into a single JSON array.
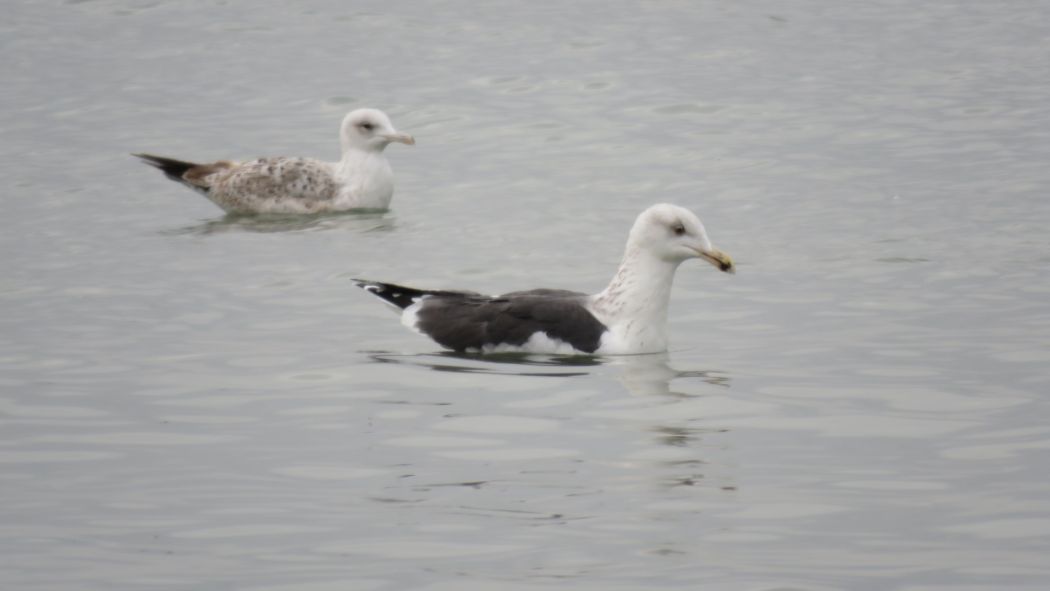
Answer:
[
  {"xmin": 351, "ymin": 279, "xmax": 444, "ymax": 310},
  {"xmin": 133, "ymin": 153, "xmax": 201, "ymax": 183}
]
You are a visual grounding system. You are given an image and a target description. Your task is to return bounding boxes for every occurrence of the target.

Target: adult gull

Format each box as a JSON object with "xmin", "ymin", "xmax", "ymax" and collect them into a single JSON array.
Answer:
[
  {"xmin": 134, "ymin": 108, "xmax": 414, "ymax": 214},
  {"xmin": 353, "ymin": 204, "xmax": 734, "ymax": 355}
]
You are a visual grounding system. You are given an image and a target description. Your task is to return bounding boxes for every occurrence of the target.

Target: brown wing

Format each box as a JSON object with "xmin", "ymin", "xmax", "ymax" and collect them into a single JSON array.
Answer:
[{"xmin": 211, "ymin": 157, "xmax": 339, "ymax": 202}]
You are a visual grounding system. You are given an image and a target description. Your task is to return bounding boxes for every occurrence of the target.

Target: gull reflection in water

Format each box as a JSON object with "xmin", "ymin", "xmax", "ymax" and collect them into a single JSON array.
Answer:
[
  {"xmin": 607, "ymin": 352, "xmax": 730, "ymax": 397},
  {"xmin": 365, "ymin": 350, "xmax": 729, "ymax": 395},
  {"xmin": 605, "ymin": 353, "xmax": 737, "ymax": 492},
  {"xmin": 162, "ymin": 210, "xmax": 395, "ymax": 236},
  {"xmin": 366, "ymin": 350, "xmax": 737, "ymax": 492}
]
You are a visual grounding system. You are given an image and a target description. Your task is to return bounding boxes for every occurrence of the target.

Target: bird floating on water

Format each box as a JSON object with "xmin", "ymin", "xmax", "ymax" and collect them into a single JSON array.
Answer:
[
  {"xmin": 354, "ymin": 203, "xmax": 734, "ymax": 355},
  {"xmin": 134, "ymin": 108, "xmax": 414, "ymax": 214}
]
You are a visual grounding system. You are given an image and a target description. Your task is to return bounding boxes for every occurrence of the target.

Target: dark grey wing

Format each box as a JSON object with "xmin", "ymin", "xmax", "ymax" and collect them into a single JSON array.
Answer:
[
  {"xmin": 415, "ymin": 292, "xmax": 607, "ymax": 353},
  {"xmin": 500, "ymin": 288, "xmax": 587, "ymax": 298}
]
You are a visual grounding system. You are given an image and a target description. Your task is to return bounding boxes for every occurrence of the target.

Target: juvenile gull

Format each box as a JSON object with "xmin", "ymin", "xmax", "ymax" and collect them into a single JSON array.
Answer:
[
  {"xmin": 353, "ymin": 204, "xmax": 734, "ymax": 355},
  {"xmin": 134, "ymin": 108, "xmax": 414, "ymax": 214}
]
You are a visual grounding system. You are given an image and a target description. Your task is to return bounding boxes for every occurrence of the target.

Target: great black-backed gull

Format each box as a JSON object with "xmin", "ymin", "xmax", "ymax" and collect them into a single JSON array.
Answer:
[
  {"xmin": 353, "ymin": 204, "xmax": 734, "ymax": 355},
  {"xmin": 134, "ymin": 108, "xmax": 414, "ymax": 214}
]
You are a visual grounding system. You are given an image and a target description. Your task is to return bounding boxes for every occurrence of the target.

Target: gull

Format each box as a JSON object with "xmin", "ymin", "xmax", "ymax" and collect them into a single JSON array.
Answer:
[
  {"xmin": 134, "ymin": 108, "xmax": 414, "ymax": 214},
  {"xmin": 353, "ymin": 203, "xmax": 734, "ymax": 355}
]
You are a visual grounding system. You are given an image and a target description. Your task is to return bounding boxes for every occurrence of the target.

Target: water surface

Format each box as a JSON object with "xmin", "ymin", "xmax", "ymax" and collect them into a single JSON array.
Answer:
[{"xmin": 3, "ymin": 0, "xmax": 1050, "ymax": 589}]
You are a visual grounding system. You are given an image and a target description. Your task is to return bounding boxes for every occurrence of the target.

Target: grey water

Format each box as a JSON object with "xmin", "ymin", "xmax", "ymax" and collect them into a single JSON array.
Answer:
[{"xmin": 3, "ymin": 0, "xmax": 1050, "ymax": 589}]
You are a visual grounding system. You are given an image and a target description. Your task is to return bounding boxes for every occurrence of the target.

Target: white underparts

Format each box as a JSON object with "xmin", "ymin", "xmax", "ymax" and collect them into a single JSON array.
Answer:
[{"xmin": 476, "ymin": 332, "xmax": 586, "ymax": 355}]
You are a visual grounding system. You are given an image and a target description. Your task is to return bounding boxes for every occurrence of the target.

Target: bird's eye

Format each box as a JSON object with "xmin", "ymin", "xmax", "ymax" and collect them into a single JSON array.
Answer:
[
  {"xmin": 672, "ymin": 224, "xmax": 686, "ymax": 236},
  {"xmin": 359, "ymin": 122, "xmax": 375, "ymax": 131}
]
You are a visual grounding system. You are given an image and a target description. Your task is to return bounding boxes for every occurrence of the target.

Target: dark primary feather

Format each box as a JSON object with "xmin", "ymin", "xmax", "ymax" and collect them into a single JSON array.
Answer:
[
  {"xmin": 354, "ymin": 280, "xmax": 608, "ymax": 353},
  {"xmin": 352, "ymin": 279, "xmax": 480, "ymax": 309},
  {"xmin": 133, "ymin": 153, "xmax": 201, "ymax": 183}
]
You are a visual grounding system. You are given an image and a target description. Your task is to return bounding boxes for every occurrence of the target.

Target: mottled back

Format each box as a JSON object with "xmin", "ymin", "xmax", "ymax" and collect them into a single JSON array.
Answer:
[{"xmin": 209, "ymin": 157, "xmax": 339, "ymax": 212}]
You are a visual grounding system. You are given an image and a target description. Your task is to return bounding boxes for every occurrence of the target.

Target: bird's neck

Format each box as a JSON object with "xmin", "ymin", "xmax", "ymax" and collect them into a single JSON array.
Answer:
[
  {"xmin": 335, "ymin": 148, "xmax": 393, "ymax": 185},
  {"xmin": 333, "ymin": 148, "xmax": 395, "ymax": 208},
  {"xmin": 592, "ymin": 246, "xmax": 680, "ymax": 331},
  {"xmin": 338, "ymin": 145, "xmax": 384, "ymax": 166}
]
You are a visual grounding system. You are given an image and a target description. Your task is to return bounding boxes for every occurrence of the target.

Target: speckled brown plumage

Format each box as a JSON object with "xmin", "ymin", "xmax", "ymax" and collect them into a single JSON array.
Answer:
[
  {"xmin": 134, "ymin": 108, "xmax": 413, "ymax": 215},
  {"xmin": 205, "ymin": 157, "xmax": 340, "ymax": 214}
]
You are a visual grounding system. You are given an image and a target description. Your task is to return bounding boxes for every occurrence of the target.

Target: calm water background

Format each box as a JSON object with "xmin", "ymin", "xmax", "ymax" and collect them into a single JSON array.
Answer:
[{"xmin": 3, "ymin": 1, "xmax": 1050, "ymax": 589}]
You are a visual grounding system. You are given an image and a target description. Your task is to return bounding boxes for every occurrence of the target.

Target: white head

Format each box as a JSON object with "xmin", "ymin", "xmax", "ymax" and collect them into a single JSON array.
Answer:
[
  {"xmin": 626, "ymin": 203, "xmax": 734, "ymax": 272},
  {"xmin": 339, "ymin": 108, "xmax": 415, "ymax": 154}
]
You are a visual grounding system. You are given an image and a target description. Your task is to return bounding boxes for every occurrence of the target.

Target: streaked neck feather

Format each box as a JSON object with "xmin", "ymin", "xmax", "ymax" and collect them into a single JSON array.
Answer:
[{"xmin": 591, "ymin": 247, "xmax": 680, "ymax": 353}]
